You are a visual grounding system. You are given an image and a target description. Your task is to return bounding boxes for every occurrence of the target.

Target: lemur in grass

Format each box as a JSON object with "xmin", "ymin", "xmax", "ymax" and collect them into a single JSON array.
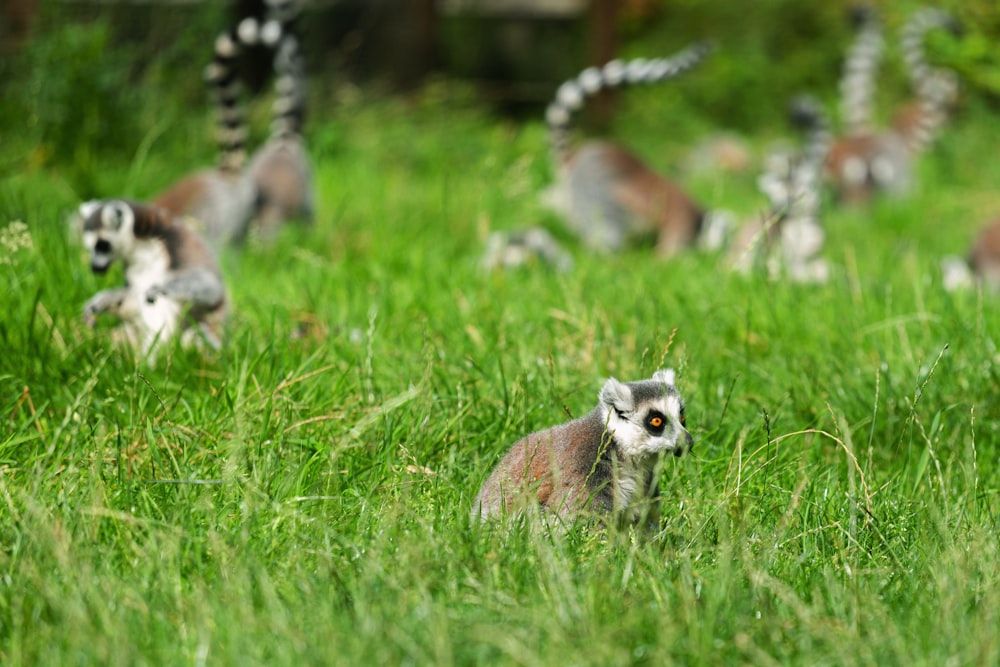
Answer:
[
  {"xmin": 542, "ymin": 44, "xmax": 721, "ymax": 257},
  {"xmin": 472, "ymin": 369, "xmax": 692, "ymax": 526},
  {"xmin": 159, "ymin": 0, "xmax": 314, "ymax": 246},
  {"xmin": 826, "ymin": 7, "xmax": 961, "ymax": 203},
  {"xmin": 730, "ymin": 96, "xmax": 832, "ymax": 283},
  {"xmin": 241, "ymin": 0, "xmax": 315, "ymax": 240},
  {"xmin": 941, "ymin": 218, "xmax": 1000, "ymax": 292},
  {"xmin": 79, "ymin": 200, "xmax": 228, "ymax": 357},
  {"xmin": 151, "ymin": 18, "xmax": 260, "ymax": 247}
]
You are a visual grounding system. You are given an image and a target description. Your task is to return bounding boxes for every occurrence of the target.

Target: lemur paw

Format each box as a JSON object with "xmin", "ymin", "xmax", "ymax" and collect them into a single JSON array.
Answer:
[{"xmin": 83, "ymin": 292, "xmax": 122, "ymax": 327}]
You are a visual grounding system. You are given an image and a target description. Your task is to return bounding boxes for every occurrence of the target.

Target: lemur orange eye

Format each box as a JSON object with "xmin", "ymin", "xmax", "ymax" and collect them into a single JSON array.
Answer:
[
  {"xmin": 645, "ymin": 412, "xmax": 666, "ymax": 434},
  {"xmin": 680, "ymin": 413, "xmax": 686, "ymax": 428}
]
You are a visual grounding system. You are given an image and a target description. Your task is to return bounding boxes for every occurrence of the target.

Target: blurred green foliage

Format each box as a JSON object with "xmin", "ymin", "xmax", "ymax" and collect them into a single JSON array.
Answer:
[
  {"xmin": 0, "ymin": 0, "xmax": 996, "ymax": 188},
  {"xmin": 0, "ymin": 3, "xmax": 230, "ymax": 195},
  {"xmin": 2, "ymin": 20, "xmax": 141, "ymax": 192},
  {"xmin": 618, "ymin": 0, "xmax": 1000, "ymax": 132}
]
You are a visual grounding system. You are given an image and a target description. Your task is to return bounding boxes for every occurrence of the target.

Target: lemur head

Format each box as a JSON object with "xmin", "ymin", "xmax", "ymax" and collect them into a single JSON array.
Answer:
[
  {"xmin": 79, "ymin": 200, "xmax": 138, "ymax": 274},
  {"xmin": 599, "ymin": 369, "xmax": 693, "ymax": 459}
]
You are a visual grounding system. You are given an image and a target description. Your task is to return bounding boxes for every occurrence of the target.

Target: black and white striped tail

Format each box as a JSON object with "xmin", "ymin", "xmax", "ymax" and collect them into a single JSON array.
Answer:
[
  {"xmin": 263, "ymin": 0, "xmax": 306, "ymax": 140},
  {"xmin": 899, "ymin": 7, "xmax": 961, "ymax": 152},
  {"xmin": 786, "ymin": 96, "xmax": 832, "ymax": 221},
  {"xmin": 269, "ymin": 22, "xmax": 306, "ymax": 140},
  {"xmin": 203, "ymin": 1, "xmax": 306, "ymax": 169},
  {"xmin": 838, "ymin": 7, "xmax": 883, "ymax": 137},
  {"xmin": 545, "ymin": 42, "xmax": 714, "ymax": 165}
]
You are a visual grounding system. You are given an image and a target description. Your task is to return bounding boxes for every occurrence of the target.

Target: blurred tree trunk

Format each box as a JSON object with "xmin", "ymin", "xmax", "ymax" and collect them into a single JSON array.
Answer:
[
  {"xmin": 588, "ymin": 0, "xmax": 619, "ymax": 128},
  {"xmin": 2, "ymin": 0, "xmax": 38, "ymax": 54}
]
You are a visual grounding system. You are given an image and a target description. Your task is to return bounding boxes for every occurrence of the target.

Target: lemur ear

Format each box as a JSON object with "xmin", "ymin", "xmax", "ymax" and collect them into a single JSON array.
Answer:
[
  {"xmin": 70, "ymin": 200, "xmax": 101, "ymax": 237},
  {"xmin": 599, "ymin": 377, "xmax": 634, "ymax": 413},
  {"xmin": 78, "ymin": 200, "xmax": 102, "ymax": 220},
  {"xmin": 102, "ymin": 201, "xmax": 133, "ymax": 231},
  {"xmin": 652, "ymin": 369, "xmax": 676, "ymax": 386}
]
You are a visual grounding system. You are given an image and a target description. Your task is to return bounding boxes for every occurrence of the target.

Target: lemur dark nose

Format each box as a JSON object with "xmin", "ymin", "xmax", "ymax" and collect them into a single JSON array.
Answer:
[
  {"xmin": 95, "ymin": 239, "xmax": 112, "ymax": 253},
  {"xmin": 675, "ymin": 430, "xmax": 694, "ymax": 456}
]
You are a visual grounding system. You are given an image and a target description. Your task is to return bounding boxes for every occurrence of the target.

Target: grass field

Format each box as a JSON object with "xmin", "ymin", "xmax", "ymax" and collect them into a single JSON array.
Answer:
[{"xmin": 2, "ymin": 51, "xmax": 1000, "ymax": 665}]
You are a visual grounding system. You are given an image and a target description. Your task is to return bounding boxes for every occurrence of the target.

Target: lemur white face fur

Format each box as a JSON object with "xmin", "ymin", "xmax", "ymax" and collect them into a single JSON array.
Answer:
[
  {"xmin": 600, "ymin": 369, "xmax": 692, "ymax": 459},
  {"xmin": 80, "ymin": 199, "xmax": 136, "ymax": 273}
]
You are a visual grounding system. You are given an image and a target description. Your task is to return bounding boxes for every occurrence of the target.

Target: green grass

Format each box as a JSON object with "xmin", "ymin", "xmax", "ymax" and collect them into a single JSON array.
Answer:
[{"xmin": 2, "ymin": 68, "xmax": 1000, "ymax": 665}]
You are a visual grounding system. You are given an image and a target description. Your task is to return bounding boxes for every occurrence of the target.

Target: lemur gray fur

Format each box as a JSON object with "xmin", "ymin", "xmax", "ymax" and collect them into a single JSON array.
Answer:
[
  {"xmin": 159, "ymin": 1, "xmax": 313, "ymax": 246},
  {"xmin": 151, "ymin": 18, "xmax": 260, "ymax": 247},
  {"xmin": 838, "ymin": 6, "xmax": 885, "ymax": 140},
  {"xmin": 472, "ymin": 369, "xmax": 692, "ymax": 526},
  {"xmin": 826, "ymin": 7, "xmax": 961, "ymax": 203},
  {"xmin": 79, "ymin": 200, "xmax": 228, "ymax": 357},
  {"xmin": 238, "ymin": 0, "xmax": 315, "ymax": 241},
  {"xmin": 480, "ymin": 226, "xmax": 574, "ymax": 273},
  {"xmin": 542, "ymin": 44, "xmax": 717, "ymax": 257},
  {"xmin": 730, "ymin": 96, "xmax": 832, "ymax": 283}
]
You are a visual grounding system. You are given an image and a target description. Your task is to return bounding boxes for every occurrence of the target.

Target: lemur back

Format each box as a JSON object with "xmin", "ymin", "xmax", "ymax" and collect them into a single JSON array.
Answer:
[
  {"xmin": 242, "ymin": 0, "xmax": 315, "ymax": 241},
  {"xmin": 731, "ymin": 96, "xmax": 832, "ymax": 282},
  {"xmin": 152, "ymin": 18, "xmax": 259, "ymax": 247},
  {"xmin": 79, "ymin": 200, "xmax": 228, "ymax": 358},
  {"xmin": 543, "ymin": 45, "xmax": 713, "ymax": 256},
  {"xmin": 472, "ymin": 369, "xmax": 692, "ymax": 526},
  {"xmin": 826, "ymin": 7, "xmax": 960, "ymax": 203}
]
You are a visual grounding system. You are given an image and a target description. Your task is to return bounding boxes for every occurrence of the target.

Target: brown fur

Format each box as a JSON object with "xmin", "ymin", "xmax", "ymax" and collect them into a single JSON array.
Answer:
[
  {"xmin": 151, "ymin": 167, "xmax": 255, "ymax": 246},
  {"xmin": 153, "ymin": 172, "xmax": 212, "ymax": 217},
  {"xmin": 824, "ymin": 133, "xmax": 894, "ymax": 204},
  {"xmin": 562, "ymin": 142, "xmax": 704, "ymax": 257},
  {"xmin": 130, "ymin": 202, "xmax": 225, "ymax": 283},
  {"xmin": 472, "ymin": 408, "xmax": 645, "ymax": 523},
  {"xmin": 603, "ymin": 145, "xmax": 705, "ymax": 256},
  {"xmin": 245, "ymin": 137, "xmax": 313, "ymax": 239},
  {"xmin": 968, "ymin": 218, "xmax": 1000, "ymax": 288}
]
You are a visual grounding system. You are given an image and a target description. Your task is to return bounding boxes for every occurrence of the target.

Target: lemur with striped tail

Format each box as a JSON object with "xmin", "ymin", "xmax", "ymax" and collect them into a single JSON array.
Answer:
[
  {"xmin": 78, "ymin": 200, "xmax": 228, "ymax": 358},
  {"xmin": 838, "ymin": 6, "xmax": 884, "ymax": 139},
  {"xmin": 472, "ymin": 369, "xmax": 692, "ymax": 526},
  {"xmin": 236, "ymin": 0, "xmax": 315, "ymax": 241},
  {"xmin": 160, "ymin": 1, "xmax": 313, "ymax": 246},
  {"xmin": 151, "ymin": 18, "xmax": 260, "ymax": 247},
  {"xmin": 826, "ymin": 7, "xmax": 961, "ymax": 203},
  {"xmin": 730, "ymin": 96, "xmax": 832, "ymax": 282},
  {"xmin": 542, "ymin": 43, "xmax": 720, "ymax": 257},
  {"xmin": 941, "ymin": 218, "xmax": 1000, "ymax": 292},
  {"xmin": 891, "ymin": 7, "xmax": 961, "ymax": 153}
]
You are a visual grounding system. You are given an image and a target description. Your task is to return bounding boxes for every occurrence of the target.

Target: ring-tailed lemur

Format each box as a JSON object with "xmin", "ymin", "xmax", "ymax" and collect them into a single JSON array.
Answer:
[
  {"xmin": 160, "ymin": 1, "xmax": 313, "ymax": 247},
  {"xmin": 542, "ymin": 44, "xmax": 717, "ymax": 257},
  {"xmin": 731, "ymin": 96, "xmax": 832, "ymax": 282},
  {"xmin": 472, "ymin": 369, "xmax": 692, "ymax": 525},
  {"xmin": 942, "ymin": 217, "xmax": 1000, "ymax": 292},
  {"xmin": 891, "ymin": 7, "xmax": 961, "ymax": 154},
  {"xmin": 826, "ymin": 7, "xmax": 960, "ymax": 203},
  {"xmin": 239, "ymin": 0, "xmax": 315, "ymax": 241},
  {"xmin": 839, "ymin": 6, "xmax": 884, "ymax": 139},
  {"xmin": 79, "ymin": 200, "xmax": 228, "ymax": 357},
  {"xmin": 151, "ymin": 19, "xmax": 260, "ymax": 247},
  {"xmin": 480, "ymin": 226, "xmax": 574, "ymax": 273}
]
